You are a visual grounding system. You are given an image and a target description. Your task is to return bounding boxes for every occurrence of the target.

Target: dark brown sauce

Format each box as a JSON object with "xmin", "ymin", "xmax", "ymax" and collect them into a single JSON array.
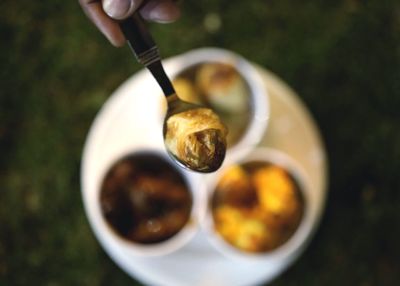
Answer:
[{"xmin": 100, "ymin": 152, "xmax": 192, "ymax": 244}]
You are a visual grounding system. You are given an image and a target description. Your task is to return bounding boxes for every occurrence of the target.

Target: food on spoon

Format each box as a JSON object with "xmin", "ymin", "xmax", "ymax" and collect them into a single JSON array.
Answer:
[
  {"xmin": 212, "ymin": 162, "xmax": 304, "ymax": 253},
  {"xmin": 100, "ymin": 153, "xmax": 192, "ymax": 244},
  {"xmin": 165, "ymin": 107, "xmax": 228, "ymax": 172},
  {"xmin": 196, "ymin": 63, "xmax": 249, "ymax": 113}
]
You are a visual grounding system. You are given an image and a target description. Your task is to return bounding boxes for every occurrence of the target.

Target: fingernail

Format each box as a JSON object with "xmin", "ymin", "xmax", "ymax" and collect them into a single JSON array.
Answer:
[{"xmin": 103, "ymin": 0, "xmax": 136, "ymax": 20}]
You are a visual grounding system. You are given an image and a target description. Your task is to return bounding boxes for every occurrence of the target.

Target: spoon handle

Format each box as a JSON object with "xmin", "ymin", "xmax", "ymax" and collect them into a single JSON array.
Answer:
[{"xmin": 120, "ymin": 13, "xmax": 175, "ymax": 97}]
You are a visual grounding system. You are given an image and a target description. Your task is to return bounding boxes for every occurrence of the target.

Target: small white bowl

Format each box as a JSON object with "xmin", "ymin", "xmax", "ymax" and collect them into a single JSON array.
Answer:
[
  {"xmin": 203, "ymin": 147, "xmax": 314, "ymax": 262},
  {"xmin": 164, "ymin": 47, "xmax": 270, "ymax": 162},
  {"xmin": 91, "ymin": 148, "xmax": 207, "ymax": 257}
]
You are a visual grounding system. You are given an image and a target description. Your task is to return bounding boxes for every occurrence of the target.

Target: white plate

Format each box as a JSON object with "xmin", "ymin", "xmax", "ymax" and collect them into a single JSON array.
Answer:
[{"xmin": 81, "ymin": 52, "xmax": 328, "ymax": 286}]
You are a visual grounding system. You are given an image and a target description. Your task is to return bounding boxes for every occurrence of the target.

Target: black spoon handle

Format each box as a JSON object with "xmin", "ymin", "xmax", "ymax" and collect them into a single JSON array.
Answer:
[{"xmin": 120, "ymin": 13, "xmax": 175, "ymax": 97}]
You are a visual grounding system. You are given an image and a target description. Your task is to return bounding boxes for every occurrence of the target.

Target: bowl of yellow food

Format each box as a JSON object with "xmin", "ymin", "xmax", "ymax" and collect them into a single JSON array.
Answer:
[
  {"xmin": 164, "ymin": 48, "xmax": 269, "ymax": 163},
  {"xmin": 204, "ymin": 147, "xmax": 313, "ymax": 261},
  {"xmin": 92, "ymin": 148, "xmax": 207, "ymax": 257}
]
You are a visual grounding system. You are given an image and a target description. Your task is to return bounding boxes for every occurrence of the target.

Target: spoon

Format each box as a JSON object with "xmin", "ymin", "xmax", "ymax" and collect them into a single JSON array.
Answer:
[{"xmin": 119, "ymin": 14, "xmax": 227, "ymax": 173}]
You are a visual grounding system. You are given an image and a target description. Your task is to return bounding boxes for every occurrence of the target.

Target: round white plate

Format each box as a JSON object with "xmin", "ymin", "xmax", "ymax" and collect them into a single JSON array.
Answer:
[{"xmin": 81, "ymin": 52, "xmax": 328, "ymax": 286}]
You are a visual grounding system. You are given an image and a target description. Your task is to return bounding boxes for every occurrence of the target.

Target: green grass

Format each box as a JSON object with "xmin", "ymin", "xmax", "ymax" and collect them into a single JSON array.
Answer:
[{"xmin": 1, "ymin": 0, "xmax": 399, "ymax": 285}]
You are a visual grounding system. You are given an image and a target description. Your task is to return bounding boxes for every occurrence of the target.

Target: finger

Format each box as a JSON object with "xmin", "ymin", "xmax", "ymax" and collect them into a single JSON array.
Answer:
[
  {"xmin": 79, "ymin": 0, "xmax": 126, "ymax": 47},
  {"xmin": 102, "ymin": 0, "xmax": 144, "ymax": 20},
  {"xmin": 140, "ymin": 0, "xmax": 181, "ymax": 23}
]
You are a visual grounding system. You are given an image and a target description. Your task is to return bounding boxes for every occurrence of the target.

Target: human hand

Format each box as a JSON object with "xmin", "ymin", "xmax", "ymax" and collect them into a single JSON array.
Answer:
[{"xmin": 79, "ymin": 0, "xmax": 180, "ymax": 47}]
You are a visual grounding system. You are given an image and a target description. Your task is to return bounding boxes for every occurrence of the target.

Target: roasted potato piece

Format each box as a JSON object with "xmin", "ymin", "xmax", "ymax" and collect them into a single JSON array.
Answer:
[
  {"xmin": 196, "ymin": 63, "xmax": 249, "ymax": 113},
  {"xmin": 173, "ymin": 78, "xmax": 202, "ymax": 104}
]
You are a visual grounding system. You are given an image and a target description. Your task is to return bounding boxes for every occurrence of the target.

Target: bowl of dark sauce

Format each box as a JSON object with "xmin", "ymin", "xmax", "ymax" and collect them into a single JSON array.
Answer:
[{"xmin": 98, "ymin": 150, "xmax": 205, "ymax": 256}]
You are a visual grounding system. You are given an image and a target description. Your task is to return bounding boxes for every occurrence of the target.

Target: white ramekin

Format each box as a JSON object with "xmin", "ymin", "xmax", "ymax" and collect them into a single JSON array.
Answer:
[
  {"xmin": 91, "ymin": 147, "xmax": 207, "ymax": 257},
  {"xmin": 203, "ymin": 147, "xmax": 314, "ymax": 262}
]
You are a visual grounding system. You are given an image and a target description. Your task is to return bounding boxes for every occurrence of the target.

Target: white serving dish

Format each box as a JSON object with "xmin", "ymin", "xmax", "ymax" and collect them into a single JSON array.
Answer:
[{"xmin": 81, "ymin": 48, "xmax": 328, "ymax": 286}]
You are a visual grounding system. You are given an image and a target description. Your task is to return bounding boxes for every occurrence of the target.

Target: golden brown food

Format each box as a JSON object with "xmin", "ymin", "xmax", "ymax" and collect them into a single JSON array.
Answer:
[
  {"xmin": 173, "ymin": 62, "xmax": 251, "ymax": 147},
  {"xmin": 172, "ymin": 78, "xmax": 202, "ymax": 105},
  {"xmin": 213, "ymin": 165, "xmax": 256, "ymax": 207},
  {"xmin": 212, "ymin": 163, "xmax": 304, "ymax": 253},
  {"xmin": 252, "ymin": 166, "xmax": 300, "ymax": 221},
  {"xmin": 165, "ymin": 107, "xmax": 228, "ymax": 172},
  {"xmin": 214, "ymin": 205, "xmax": 277, "ymax": 252},
  {"xmin": 196, "ymin": 63, "xmax": 249, "ymax": 113},
  {"xmin": 100, "ymin": 153, "xmax": 192, "ymax": 244}
]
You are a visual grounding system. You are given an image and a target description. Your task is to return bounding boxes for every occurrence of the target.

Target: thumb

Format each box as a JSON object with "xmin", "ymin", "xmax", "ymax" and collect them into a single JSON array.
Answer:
[{"xmin": 102, "ymin": 0, "xmax": 144, "ymax": 20}]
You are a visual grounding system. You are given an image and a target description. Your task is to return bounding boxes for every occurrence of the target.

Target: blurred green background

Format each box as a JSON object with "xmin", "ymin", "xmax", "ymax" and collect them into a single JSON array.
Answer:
[{"xmin": 1, "ymin": 0, "xmax": 399, "ymax": 285}]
